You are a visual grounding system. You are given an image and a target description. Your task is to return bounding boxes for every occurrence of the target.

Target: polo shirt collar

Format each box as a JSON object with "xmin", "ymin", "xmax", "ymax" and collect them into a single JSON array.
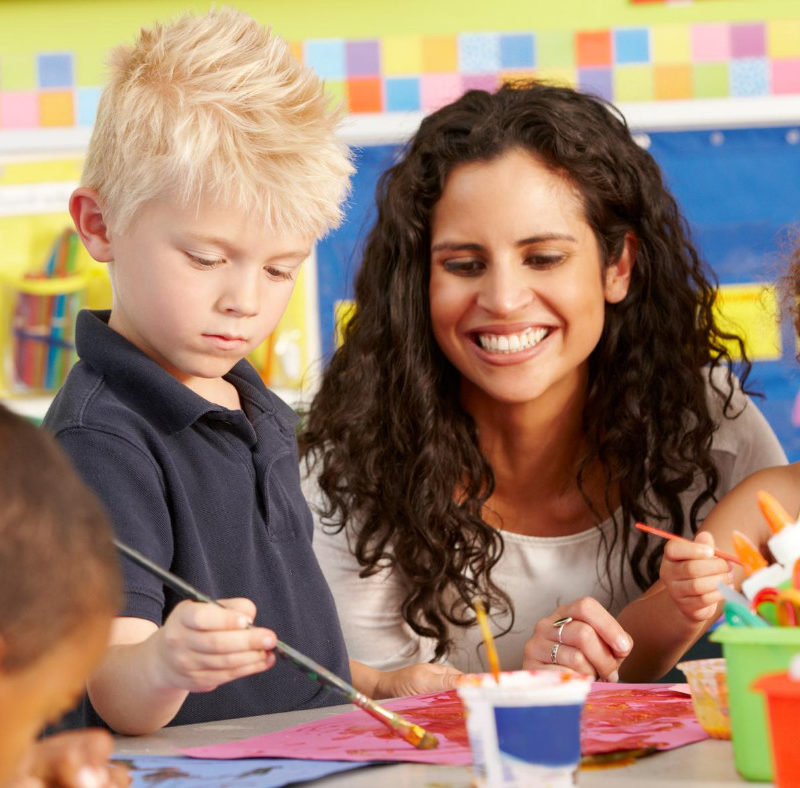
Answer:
[{"xmin": 75, "ymin": 310, "xmax": 274, "ymax": 436}]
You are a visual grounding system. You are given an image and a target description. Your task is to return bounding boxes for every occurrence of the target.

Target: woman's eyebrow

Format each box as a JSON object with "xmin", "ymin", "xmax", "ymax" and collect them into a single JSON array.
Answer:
[{"xmin": 431, "ymin": 233, "xmax": 576, "ymax": 253}]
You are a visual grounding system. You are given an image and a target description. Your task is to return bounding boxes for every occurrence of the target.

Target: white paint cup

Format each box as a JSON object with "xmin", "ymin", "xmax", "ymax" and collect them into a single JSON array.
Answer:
[{"xmin": 456, "ymin": 669, "xmax": 592, "ymax": 788}]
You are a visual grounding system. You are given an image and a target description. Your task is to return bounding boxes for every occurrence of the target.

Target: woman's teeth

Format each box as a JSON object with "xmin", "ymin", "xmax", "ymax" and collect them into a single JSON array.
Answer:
[{"xmin": 477, "ymin": 327, "xmax": 549, "ymax": 354}]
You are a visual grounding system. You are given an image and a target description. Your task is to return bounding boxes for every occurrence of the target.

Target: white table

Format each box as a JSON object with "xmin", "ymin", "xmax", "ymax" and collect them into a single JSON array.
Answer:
[{"xmin": 114, "ymin": 702, "xmax": 771, "ymax": 787}]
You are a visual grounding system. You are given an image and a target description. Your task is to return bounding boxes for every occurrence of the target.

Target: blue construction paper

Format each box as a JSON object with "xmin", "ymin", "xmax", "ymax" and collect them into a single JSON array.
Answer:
[
  {"xmin": 614, "ymin": 28, "xmax": 650, "ymax": 64},
  {"xmin": 385, "ymin": 77, "xmax": 421, "ymax": 111},
  {"xmin": 458, "ymin": 33, "xmax": 501, "ymax": 73},
  {"xmin": 499, "ymin": 33, "xmax": 535, "ymax": 69},
  {"xmin": 304, "ymin": 39, "xmax": 346, "ymax": 80},
  {"xmin": 37, "ymin": 53, "xmax": 73, "ymax": 88},
  {"xmin": 114, "ymin": 754, "xmax": 369, "ymax": 787}
]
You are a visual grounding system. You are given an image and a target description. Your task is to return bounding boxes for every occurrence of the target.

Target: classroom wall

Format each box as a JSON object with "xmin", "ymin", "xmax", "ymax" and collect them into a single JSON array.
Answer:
[{"xmin": 1, "ymin": 0, "xmax": 800, "ymax": 453}]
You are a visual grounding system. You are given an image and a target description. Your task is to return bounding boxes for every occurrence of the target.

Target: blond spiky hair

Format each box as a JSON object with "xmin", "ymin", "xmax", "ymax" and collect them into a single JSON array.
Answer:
[{"xmin": 82, "ymin": 6, "xmax": 352, "ymax": 238}]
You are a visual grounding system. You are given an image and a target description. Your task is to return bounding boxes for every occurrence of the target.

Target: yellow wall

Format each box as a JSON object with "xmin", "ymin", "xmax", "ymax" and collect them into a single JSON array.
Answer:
[
  {"xmin": 1, "ymin": 0, "xmax": 798, "ymax": 400},
  {"xmin": 2, "ymin": 0, "xmax": 799, "ymax": 46}
]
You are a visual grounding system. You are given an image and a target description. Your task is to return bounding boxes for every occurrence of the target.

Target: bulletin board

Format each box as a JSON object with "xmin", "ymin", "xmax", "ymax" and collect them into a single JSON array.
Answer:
[{"xmin": 316, "ymin": 127, "xmax": 800, "ymax": 460}]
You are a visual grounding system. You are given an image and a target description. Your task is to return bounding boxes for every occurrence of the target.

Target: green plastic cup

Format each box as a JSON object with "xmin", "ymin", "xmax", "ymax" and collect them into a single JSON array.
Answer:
[{"xmin": 710, "ymin": 625, "xmax": 800, "ymax": 782}]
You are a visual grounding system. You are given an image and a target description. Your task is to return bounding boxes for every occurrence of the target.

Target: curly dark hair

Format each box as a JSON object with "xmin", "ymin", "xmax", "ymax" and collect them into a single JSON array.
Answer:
[{"xmin": 300, "ymin": 80, "xmax": 750, "ymax": 661}]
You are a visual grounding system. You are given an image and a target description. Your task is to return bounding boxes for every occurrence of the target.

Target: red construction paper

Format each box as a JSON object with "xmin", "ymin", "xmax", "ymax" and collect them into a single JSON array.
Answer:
[{"xmin": 181, "ymin": 682, "xmax": 708, "ymax": 765}]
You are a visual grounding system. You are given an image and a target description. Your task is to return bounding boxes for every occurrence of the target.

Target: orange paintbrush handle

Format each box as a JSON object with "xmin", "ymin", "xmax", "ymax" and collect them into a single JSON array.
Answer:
[{"xmin": 634, "ymin": 522, "xmax": 743, "ymax": 566}]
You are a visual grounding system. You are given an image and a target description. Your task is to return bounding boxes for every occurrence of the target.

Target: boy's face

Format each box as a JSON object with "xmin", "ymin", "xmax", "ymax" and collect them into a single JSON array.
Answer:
[
  {"xmin": 106, "ymin": 196, "xmax": 312, "ymax": 400},
  {"xmin": 0, "ymin": 613, "xmax": 110, "ymax": 785}
]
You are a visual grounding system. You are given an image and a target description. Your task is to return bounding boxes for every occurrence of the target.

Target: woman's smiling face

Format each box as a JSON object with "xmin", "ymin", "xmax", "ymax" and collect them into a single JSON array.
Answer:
[{"xmin": 428, "ymin": 147, "xmax": 632, "ymax": 410}]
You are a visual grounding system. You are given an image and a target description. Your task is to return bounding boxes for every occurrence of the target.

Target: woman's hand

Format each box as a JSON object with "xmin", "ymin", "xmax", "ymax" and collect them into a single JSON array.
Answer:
[
  {"xmin": 659, "ymin": 531, "xmax": 732, "ymax": 623},
  {"xmin": 350, "ymin": 659, "xmax": 461, "ymax": 699},
  {"xmin": 522, "ymin": 597, "xmax": 632, "ymax": 681}
]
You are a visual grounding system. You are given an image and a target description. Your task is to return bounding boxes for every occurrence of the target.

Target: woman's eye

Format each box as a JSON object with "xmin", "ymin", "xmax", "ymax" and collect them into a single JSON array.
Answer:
[
  {"xmin": 526, "ymin": 254, "xmax": 565, "ymax": 269},
  {"xmin": 442, "ymin": 259, "xmax": 483, "ymax": 276}
]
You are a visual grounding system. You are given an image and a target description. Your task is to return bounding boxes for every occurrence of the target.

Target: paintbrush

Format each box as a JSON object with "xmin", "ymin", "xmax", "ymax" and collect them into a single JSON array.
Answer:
[
  {"xmin": 473, "ymin": 599, "xmax": 501, "ymax": 682},
  {"xmin": 634, "ymin": 522, "xmax": 743, "ymax": 566},
  {"xmin": 113, "ymin": 538, "xmax": 438, "ymax": 749}
]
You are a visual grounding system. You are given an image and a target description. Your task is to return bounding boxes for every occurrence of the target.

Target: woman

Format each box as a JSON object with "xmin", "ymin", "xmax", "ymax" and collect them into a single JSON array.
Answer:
[{"xmin": 301, "ymin": 81, "xmax": 786, "ymax": 682}]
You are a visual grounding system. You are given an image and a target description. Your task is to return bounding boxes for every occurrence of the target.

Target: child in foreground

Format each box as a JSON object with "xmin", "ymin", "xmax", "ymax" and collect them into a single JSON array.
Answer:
[
  {"xmin": 653, "ymin": 240, "xmax": 800, "ymax": 623},
  {"xmin": 44, "ymin": 7, "xmax": 457, "ymax": 735},
  {"xmin": 0, "ymin": 405, "xmax": 126, "ymax": 788}
]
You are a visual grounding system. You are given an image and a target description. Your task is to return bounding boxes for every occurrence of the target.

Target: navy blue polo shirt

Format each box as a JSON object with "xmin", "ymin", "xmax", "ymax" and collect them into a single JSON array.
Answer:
[{"xmin": 44, "ymin": 310, "xmax": 350, "ymax": 727}]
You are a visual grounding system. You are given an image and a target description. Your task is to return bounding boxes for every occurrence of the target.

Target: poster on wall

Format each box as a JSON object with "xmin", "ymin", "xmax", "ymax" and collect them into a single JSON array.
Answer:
[{"xmin": 316, "ymin": 128, "xmax": 800, "ymax": 461}]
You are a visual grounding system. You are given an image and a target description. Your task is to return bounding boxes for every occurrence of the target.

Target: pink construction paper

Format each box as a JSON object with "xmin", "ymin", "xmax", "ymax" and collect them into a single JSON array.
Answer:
[
  {"xmin": 773, "ymin": 60, "xmax": 800, "ymax": 95},
  {"xmin": 691, "ymin": 23, "xmax": 731, "ymax": 62},
  {"xmin": 181, "ymin": 683, "xmax": 708, "ymax": 764},
  {"xmin": 420, "ymin": 73, "xmax": 463, "ymax": 113},
  {"xmin": 730, "ymin": 23, "xmax": 765, "ymax": 59},
  {"xmin": 0, "ymin": 92, "xmax": 38, "ymax": 129}
]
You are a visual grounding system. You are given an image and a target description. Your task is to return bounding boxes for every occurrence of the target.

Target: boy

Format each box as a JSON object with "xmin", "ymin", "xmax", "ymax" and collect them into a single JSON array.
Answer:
[
  {"xmin": 0, "ymin": 405, "xmax": 126, "ymax": 788},
  {"xmin": 45, "ymin": 7, "xmax": 457, "ymax": 735}
]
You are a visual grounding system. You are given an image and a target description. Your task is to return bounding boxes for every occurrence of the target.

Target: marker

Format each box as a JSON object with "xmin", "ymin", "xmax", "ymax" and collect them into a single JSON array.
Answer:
[
  {"xmin": 732, "ymin": 530, "xmax": 791, "ymax": 602},
  {"xmin": 757, "ymin": 490, "xmax": 800, "ymax": 569},
  {"xmin": 757, "ymin": 490, "xmax": 794, "ymax": 534},
  {"xmin": 732, "ymin": 531, "xmax": 768, "ymax": 574},
  {"xmin": 634, "ymin": 522, "xmax": 742, "ymax": 566},
  {"xmin": 717, "ymin": 583, "xmax": 770, "ymax": 627}
]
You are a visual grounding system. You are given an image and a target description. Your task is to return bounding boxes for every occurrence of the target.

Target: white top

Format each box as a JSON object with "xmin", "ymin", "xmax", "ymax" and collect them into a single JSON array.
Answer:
[{"xmin": 308, "ymin": 387, "xmax": 786, "ymax": 674}]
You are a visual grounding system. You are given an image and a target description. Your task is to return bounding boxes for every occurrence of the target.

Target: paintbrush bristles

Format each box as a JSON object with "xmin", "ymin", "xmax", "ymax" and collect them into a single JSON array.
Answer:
[
  {"xmin": 357, "ymin": 695, "xmax": 440, "ymax": 749},
  {"xmin": 416, "ymin": 731, "xmax": 439, "ymax": 750}
]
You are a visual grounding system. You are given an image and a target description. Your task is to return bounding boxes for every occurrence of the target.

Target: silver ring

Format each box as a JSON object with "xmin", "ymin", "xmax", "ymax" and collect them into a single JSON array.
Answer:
[
  {"xmin": 553, "ymin": 616, "xmax": 573, "ymax": 644},
  {"xmin": 550, "ymin": 642, "xmax": 560, "ymax": 665}
]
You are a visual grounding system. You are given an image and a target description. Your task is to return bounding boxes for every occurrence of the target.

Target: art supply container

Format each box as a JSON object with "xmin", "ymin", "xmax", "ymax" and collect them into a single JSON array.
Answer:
[
  {"xmin": 0, "ymin": 270, "xmax": 87, "ymax": 395},
  {"xmin": 752, "ymin": 656, "xmax": 800, "ymax": 788},
  {"xmin": 676, "ymin": 657, "xmax": 730, "ymax": 739},
  {"xmin": 456, "ymin": 669, "xmax": 592, "ymax": 788},
  {"xmin": 711, "ymin": 625, "xmax": 800, "ymax": 781}
]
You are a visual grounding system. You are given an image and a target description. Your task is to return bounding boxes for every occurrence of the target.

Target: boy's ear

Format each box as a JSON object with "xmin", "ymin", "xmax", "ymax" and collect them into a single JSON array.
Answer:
[
  {"xmin": 69, "ymin": 187, "xmax": 113, "ymax": 263},
  {"xmin": 604, "ymin": 232, "xmax": 636, "ymax": 304}
]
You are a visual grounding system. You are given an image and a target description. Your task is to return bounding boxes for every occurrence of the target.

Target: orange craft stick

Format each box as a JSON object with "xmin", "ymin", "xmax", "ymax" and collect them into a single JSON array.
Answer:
[
  {"xmin": 757, "ymin": 490, "xmax": 794, "ymax": 534},
  {"xmin": 732, "ymin": 530, "xmax": 769, "ymax": 576},
  {"xmin": 634, "ymin": 522, "xmax": 743, "ymax": 566}
]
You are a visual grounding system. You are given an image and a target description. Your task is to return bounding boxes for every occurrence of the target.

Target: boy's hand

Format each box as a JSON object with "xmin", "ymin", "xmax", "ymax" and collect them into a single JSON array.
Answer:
[
  {"xmin": 154, "ymin": 598, "xmax": 276, "ymax": 692},
  {"xmin": 659, "ymin": 531, "xmax": 732, "ymax": 622},
  {"xmin": 522, "ymin": 597, "xmax": 633, "ymax": 682},
  {"xmin": 14, "ymin": 729, "xmax": 129, "ymax": 788},
  {"xmin": 372, "ymin": 663, "xmax": 462, "ymax": 698}
]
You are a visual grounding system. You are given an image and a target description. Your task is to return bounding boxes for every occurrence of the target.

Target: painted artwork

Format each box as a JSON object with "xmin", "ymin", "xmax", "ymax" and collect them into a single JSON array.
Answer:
[{"xmin": 180, "ymin": 683, "xmax": 708, "ymax": 765}]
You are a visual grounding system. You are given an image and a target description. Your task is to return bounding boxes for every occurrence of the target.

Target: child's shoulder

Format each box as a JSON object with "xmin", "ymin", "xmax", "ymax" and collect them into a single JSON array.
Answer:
[
  {"xmin": 44, "ymin": 358, "xmax": 157, "ymax": 447},
  {"xmin": 707, "ymin": 462, "xmax": 800, "ymax": 535},
  {"xmin": 731, "ymin": 463, "xmax": 800, "ymax": 513}
]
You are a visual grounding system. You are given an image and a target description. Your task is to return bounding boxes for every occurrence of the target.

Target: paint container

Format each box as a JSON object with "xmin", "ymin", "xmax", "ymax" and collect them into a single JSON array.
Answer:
[
  {"xmin": 676, "ymin": 657, "xmax": 730, "ymax": 739},
  {"xmin": 711, "ymin": 625, "xmax": 800, "ymax": 781},
  {"xmin": 752, "ymin": 655, "xmax": 800, "ymax": 788},
  {"xmin": 456, "ymin": 669, "xmax": 592, "ymax": 788}
]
